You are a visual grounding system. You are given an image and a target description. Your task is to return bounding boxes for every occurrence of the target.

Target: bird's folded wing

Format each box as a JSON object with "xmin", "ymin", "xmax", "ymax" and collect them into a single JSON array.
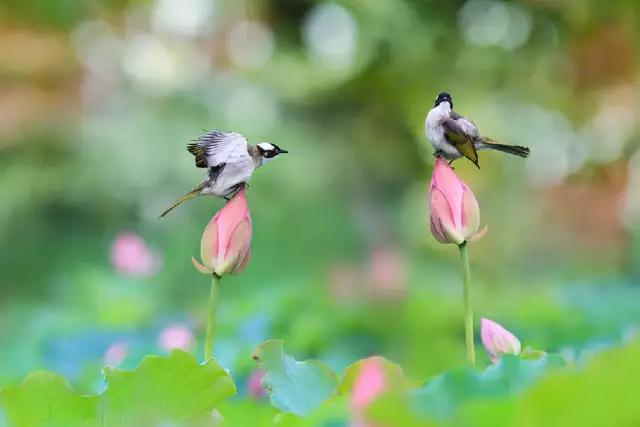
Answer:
[
  {"xmin": 450, "ymin": 112, "xmax": 479, "ymax": 138},
  {"xmin": 187, "ymin": 130, "xmax": 248, "ymax": 168},
  {"xmin": 442, "ymin": 118, "xmax": 479, "ymax": 167}
]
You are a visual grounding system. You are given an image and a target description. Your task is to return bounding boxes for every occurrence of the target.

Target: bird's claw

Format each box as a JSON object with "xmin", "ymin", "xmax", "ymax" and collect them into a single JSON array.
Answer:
[
  {"xmin": 224, "ymin": 182, "xmax": 247, "ymax": 201},
  {"xmin": 433, "ymin": 150, "xmax": 454, "ymax": 168}
]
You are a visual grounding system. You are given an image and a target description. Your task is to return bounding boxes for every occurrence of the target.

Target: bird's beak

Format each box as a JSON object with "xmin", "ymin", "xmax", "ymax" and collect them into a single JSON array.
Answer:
[{"xmin": 279, "ymin": 149, "xmax": 289, "ymax": 154}]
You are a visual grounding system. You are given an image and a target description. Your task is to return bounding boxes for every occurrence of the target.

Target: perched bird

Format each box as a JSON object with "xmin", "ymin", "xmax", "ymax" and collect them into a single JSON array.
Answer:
[
  {"xmin": 160, "ymin": 130, "xmax": 287, "ymax": 218},
  {"xmin": 425, "ymin": 92, "xmax": 529, "ymax": 168}
]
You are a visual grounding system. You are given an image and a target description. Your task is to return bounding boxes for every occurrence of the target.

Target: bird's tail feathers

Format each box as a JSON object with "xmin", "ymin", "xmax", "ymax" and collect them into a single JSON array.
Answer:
[
  {"xmin": 482, "ymin": 138, "xmax": 530, "ymax": 158},
  {"xmin": 159, "ymin": 185, "xmax": 203, "ymax": 218}
]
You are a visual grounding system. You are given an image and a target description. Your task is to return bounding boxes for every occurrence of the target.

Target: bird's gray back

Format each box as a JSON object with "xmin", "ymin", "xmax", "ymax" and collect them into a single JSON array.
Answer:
[{"xmin": 450, "ymin": 111, "xmax": 479, "ymax": 138}]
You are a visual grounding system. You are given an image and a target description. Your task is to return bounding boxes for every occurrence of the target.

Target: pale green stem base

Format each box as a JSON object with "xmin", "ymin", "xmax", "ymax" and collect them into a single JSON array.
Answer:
[
  {"xmin": 458, "ymin": 242, "xmax": 475, "ymax": 365},
  {"xmin": 204, "ymin": 274, "xmax": 220, "ymax": 361}
]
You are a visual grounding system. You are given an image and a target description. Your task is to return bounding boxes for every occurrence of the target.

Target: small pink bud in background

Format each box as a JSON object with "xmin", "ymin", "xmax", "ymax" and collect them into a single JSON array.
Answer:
[
  {"xmin": 366, "ymin": 247, "xmax": 407, "ymax": 300},
  {"xmin": 481, "ymin": 318, "xmax": 521, "ymax": 362},
  {"xmin": 103, "ymin": 341, "xmax": 128, "ymax": 366},
  {"xmin": 158, "ymin": 323, "xmax": 195, "ymax": 352},
  {"xmin": 247, "ymin": 369, "xmax": 267, "ymax": 399},
  {"xmin": 429, "ymin": 158, "xmax": 486, "ymax": 245},
  {"xmin": 351, "ymin": 357, "xmax": 387, "ymax": 427},
  {"xmin": 192, "ymin": 189, "xmax": 252, "ymax": 277},
  {"xmin": 110, "ymin": 232, "xmax": 160, "ymax": 278},
  {"xmin": 352, "ymin": 358, "xmax": 386, "ymax": 408},
  {"xmin": 328, "ymin": 264, "xmax": 360, "ymax": 301}
]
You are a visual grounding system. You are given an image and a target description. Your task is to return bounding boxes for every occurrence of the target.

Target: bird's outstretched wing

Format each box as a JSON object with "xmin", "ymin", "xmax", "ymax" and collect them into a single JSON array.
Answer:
[
  {"xmin": 442, "ymin": 115, "xmax": 479, "ymax": 168},
  {"xmin": 187, "ymin": 130, "xmax": 248, "ymax": 168}
]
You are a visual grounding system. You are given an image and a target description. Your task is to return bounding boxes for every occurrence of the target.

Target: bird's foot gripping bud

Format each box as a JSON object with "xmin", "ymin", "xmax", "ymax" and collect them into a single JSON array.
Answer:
[{"xmin": 224, "ymin": 182, "xmax": 247, "ymax": 202}]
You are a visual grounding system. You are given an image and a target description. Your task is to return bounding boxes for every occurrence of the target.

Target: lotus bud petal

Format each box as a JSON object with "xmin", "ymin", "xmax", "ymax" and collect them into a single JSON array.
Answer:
[
  {"xmin": 352, "ymin": 357, "xmax": 387, "ymax": 410},
  {"xmin": 247, "ymin": 369, "xmax": 267, "ymax": 399},
  {"xmin": 481, "ymin": 318, "xmax": 522, "ymax": 362},
  {"xmin": 193, "ymin": 189, "xmax": 252, "ymax": 277},
  {"xmin": 429, "ymin": 158, "xmax": 485, "ymax": 245}
]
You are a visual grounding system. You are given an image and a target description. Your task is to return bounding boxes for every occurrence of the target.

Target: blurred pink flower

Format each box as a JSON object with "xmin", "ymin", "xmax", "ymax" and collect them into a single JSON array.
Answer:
[
  {"xmin": 429, "ymin": 158, "xmax": 486, "ymax": 245},
  {"xmin": 158, "ymin": 323, "xmax": 195, "ymax": 352},
  {"xmin": 328, "ymin": 264, "xmax": 361, "ymax": 301},
  {"xmin": 481, "ymin": 318, "xmax": 521, "ymax": 362},
  {"xmin": 103, "ymin": 341, "xmax": 128, "ymax": 366},
  {"xmin": 367, "ymin": 247, "xmax": 407, "ymax": 300},
  {"xmin": 192, "ymin": 189, "xmax": 252, "ymax": 277},
  {"xmin": 247, "ymin": 369, "xmax": 267, "ymax": 399},
  {"xmin": 110, "ymin": 232, "xmax": 160, "ymax": 278},
  {"xmin": 351, "ymin": 357, "xmax": 387, "ymax": 426}
]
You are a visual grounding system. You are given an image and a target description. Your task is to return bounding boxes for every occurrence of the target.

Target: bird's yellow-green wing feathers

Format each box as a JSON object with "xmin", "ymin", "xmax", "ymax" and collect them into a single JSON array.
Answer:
[
  {"xmin": 442, "ymin": 119, "xmax": 479, "ymax": 168},
  {"xmin": 187, "ymin": 144, "xmax": 208, "ymax": 168}
]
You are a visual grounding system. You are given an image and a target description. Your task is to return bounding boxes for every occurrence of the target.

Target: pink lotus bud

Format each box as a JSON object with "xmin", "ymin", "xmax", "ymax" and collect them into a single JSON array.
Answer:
[
  {"xmin": 481, "ymin": 318, "xmax": 521, "ymax": 362},
  {"xmin": 247, "ymin": 369, "xmax": 267, "ymax": 399},
  {"xmin": 192, "ymin": 189, "xmax": 252, "ymax": 277},
  {"xmin": 158, "ymin": 323, "xmax": 195, "ymax": 352},
  {"xmin": 110, "ymin": 232, "xmax": 160, "ymax": 278},
  {"xmin": 328, "ymin": 264, "xmax": 360, "ymax": 301},
  {"xmin": 429, "ymin": 158, "xmax": 486, "ymax": 245},
  {"xmin": 367, "ymin": 247, "xmax": 407, "ymax": 300},
  {"xmin": 352, "ymin": 357, "xmax": 386, "ymax": 413},
  {"xmin": 103, "ymin": 341, "xmax": 128, "ymax": 366}
]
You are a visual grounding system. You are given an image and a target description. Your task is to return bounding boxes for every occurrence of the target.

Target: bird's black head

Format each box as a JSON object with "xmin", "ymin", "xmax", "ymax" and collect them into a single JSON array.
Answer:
[
  {"xmin": 257, "ymin": 142, "xmax": 288, "ymax": 160},
  {"xmin": 434, "ymin": 92, "xmax": 453, "ymax": 108}
]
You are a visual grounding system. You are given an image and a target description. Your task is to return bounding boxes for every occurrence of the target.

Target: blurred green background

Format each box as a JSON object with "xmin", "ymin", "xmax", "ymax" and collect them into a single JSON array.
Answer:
[{"xmin": 0, "ymin": 0, "xmax": 638, "ymax": 409}]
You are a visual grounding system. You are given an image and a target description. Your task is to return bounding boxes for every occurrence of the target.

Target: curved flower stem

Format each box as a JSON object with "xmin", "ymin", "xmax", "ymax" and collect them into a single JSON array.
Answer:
[
  {"xmin": 204, "ymin": 273, "xmax": 221, "ymax": 361},
  {"xmin": 458, "ymin": 242, "xmax": 475, "ymax": 365}
]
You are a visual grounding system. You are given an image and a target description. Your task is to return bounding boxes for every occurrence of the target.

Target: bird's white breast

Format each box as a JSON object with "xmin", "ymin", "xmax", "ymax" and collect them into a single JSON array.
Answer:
[
  {"xmin": 425, "ymin": 104, "xmax": 449, "ymax": 147},
  {"xmin": 206, "ymin": 153, "xmax": 256, "ymax": 197}
]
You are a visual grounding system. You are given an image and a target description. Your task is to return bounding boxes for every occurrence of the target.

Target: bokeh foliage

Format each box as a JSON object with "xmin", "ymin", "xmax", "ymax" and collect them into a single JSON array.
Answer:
[{"xmin": 0, "ymin": 0, "xmax": 638, "ymax": 425}]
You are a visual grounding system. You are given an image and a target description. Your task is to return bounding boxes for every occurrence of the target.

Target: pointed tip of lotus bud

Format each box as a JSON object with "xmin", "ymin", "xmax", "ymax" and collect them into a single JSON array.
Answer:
[
  {"xmin": 481, "ymin": 318, "xmax": 522, "ymax": 362},
  {"xmin": 192, "ymin": 256, "xmax": 213, "ymax": 275},
  {"xmin": 469, "ymin": 225, "xmax": 488, "ymax": 242}
]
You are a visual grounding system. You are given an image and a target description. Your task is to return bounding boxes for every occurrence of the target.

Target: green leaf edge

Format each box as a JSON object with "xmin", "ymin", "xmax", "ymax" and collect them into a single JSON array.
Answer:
[
  {"xmin": 253, "ymin": 339, "xmax": 340, "ymax": 417},
  {"xmin": 0, "ymin": 350, "xmax": 236, "ymax": 426}
]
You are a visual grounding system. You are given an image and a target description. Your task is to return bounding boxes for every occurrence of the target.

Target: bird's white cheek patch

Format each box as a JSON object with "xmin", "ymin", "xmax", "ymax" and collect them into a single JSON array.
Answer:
[{"xmin": 257, "ymin": 143, "xmax": 275, "ymax": 151}]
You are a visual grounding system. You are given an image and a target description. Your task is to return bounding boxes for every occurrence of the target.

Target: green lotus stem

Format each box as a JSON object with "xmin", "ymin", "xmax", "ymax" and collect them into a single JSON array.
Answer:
[
  {"xmin": 204, "ymin": 273, "xmax": 220, "ymax": 361},
  {"xmin": 458, "ymin": 241, "xmax": 475, "ymax": 365}
]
